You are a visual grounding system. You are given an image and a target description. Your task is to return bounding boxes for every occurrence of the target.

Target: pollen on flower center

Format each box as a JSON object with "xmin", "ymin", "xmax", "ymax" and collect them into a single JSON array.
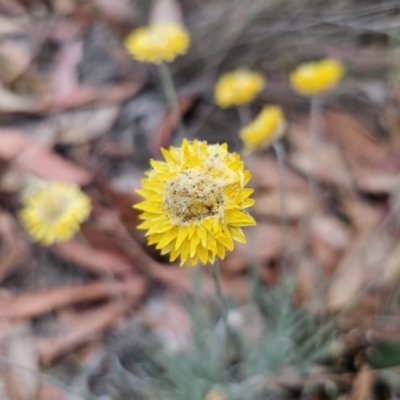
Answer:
[{"xmin": 163, "ymin": 169, "xmax": 225, "ymax": 225}]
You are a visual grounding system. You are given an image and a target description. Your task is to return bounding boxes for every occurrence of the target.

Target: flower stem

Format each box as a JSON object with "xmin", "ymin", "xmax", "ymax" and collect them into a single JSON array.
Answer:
[
  {"xmin": 211, "ymin": 260, "xmax": 229, "ymax": 333},
  {"xmin": 300, "ymin": 96, "xmax": 321, "ymax": 254},
  {"xmin": 190, "ymin": 263, "xmax": 202, "ymax": 308},
  {"xmin": 158, "ymin": 62, "xmax": 186, "ymax": 143},
  {"xmin": 308, "ymin": 95, "xmax": 321, "ymax": 211},
  {"xmin": 237, "ymin": 104, "xmax": 251, "ymax": 127},
  {"xmin": 272, "ymin": 140, "xmax": 288, "ymax": 275}
]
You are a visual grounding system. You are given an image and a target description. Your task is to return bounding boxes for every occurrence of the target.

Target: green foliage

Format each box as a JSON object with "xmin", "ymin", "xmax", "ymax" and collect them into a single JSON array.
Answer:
[
  {"xmin": 135, "ymin": 279, "xmax": 340, "ymax": 400},
  {"xmin": 367, "ymin": 341, "xmax": 400, "ymax": 369}
]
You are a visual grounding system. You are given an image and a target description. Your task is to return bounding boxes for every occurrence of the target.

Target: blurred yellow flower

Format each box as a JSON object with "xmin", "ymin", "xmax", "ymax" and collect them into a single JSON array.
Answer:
[
  {"xmin": 240, "ymin": 105, "xmax": 286, "ymax": 153},
  {"xmin": 290, "ymin": 58, "xmax": 344, "ymax": 96},
  {"xmin": 20, "ymin": 181, "xmax": 91, "ymax": 246},
  {"xmin": 214, "ymin": 69, "xmax": 265, "ymax": 108},
  {"xmin": 124, "ymin": 23, "xmax": 190, "ymax": 64},
  {"xmin": 135, "ymin": 139, "xmax": 256, "ymax": 266},
  {"xmin": 205, "ymin": 388, "xmax": 225, "ymax": 400}
]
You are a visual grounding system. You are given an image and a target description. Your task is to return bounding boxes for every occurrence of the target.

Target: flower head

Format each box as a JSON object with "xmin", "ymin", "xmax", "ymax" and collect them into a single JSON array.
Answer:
[
  {"xmin": 214, "ymin": 69, "xmax": 265, "ymax": 108},
  {"xmin": 124, "ymin": 23, "xmax": 190, "ymax": 64},
  {"xmin": 135, "ymin": 139, "xmax": 256, "ymax": 266},
  {"xmin": 290, "ymin": 58, "xmax": 344, "ymax": 96},
  {"xmin": 240, "ymin": 105, "xmax": 286, "ymax": 153},
  {"xmin": 205, "ymin": 388, "xmax": 225, "ymax": 400},
  {"xmin": 20, "ymin": 181, "xmax": 91, "ymax": 246}
]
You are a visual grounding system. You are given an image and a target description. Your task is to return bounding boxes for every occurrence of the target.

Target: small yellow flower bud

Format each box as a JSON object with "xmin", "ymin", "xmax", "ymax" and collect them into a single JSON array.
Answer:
[
  {"xmin": 240, "ymin": 105, "xmax": 286, "ymax": 153},
  {"xmin": 290, "ymin": 58, "xmax": 344, "ymax": 96},
  {"xmin": 124, "ymin": 23, "xmax": 190, "ymax": 64},
  {"xmin": 214, "ymin": 69, "xmax": 265, "ymax": 108}
]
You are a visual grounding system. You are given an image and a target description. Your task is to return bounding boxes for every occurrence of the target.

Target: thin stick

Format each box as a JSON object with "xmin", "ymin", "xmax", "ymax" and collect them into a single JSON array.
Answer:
[
  {"xmin": 158, "ymin": 62, "xmax": 186, "ymax": 143},
  {"xmin": 211, "ymin": 260, "xmax": 229, "ymax": 333},
  {"xmin": 272, "ymin": 140, "xmax": 288, "ymax": 275}
]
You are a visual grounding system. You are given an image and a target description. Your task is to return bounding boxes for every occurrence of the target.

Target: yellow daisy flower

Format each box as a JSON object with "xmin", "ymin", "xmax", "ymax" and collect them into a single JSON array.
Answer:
[
  {"xmin": 20, "ymin": 181, "xmax": 92, "ymax": 246},
  {"xmin": 240, "ymin": 105, "xmax": 286, "ymax": 153},
  {"xmin": 214, "ymin": 69, "xmax": 265, "ymax": 108},
  {"xmin": 135, "ymin": 139, "xmax": 256, "ymax": 266},
  {"xmin": 124, "ymin": 23, "xmax": 190, "ymax": 64},
  {"xmin": 290, "ymin": 58, "xmax": 344, "ymax": 96}
]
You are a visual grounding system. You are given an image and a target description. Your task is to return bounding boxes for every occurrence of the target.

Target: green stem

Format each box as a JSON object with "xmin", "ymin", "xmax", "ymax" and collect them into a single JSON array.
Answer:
[
  {"xmin": 190, "ymin": 263, "xmax": 202, "ymax": 308},
  {"xmin": 158, "ymin": 62, "xmax": 186, "ymax": 143},
  {"xmin": 237, "ymin": 104, "xmax": 252, "ymax": 127},
  {"xmin": 212, "ymin": 260, "xmax": 229, "ymax": 333},
  {"xmin": 300, "ymin": 95, "xmax": 322, "ymax": 257},
  {"xmin": 308, "ymin": 95, "xmax": 321, "ymax": 213},
  {"xmin": 272, "ymin": 140, "xmax": 288, "ymax": 275}
]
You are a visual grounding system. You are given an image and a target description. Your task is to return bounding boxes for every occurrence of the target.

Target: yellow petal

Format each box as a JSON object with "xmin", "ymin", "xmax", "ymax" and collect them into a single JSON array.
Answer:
[
  {"xmin": 155, "ymin": 227, "xmax": 178, "ymax": 249},
  {"xmin": 175, "ymin": 226, "xmax": 188, "ymax": 249},
  {"xmin": 197, "ymin": 244, "xmax": 208, "ymax": 265},
  {"xmin": 229, "ymin": 226, "xmax": 246, "ymax": 243}
]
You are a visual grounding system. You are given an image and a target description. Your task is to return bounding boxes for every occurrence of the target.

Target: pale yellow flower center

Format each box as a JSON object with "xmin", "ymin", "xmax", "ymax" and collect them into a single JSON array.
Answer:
[
  {"xmin": 146, "ymin": 28, "xmax": 167, "ymax": 47},
  {"xmin": 38, "ymin": 194, "xmax": 71, "ymax": 223},
  {"xmin": 163, "ymin": 169, "xmax": 225, "ymax": 225}
]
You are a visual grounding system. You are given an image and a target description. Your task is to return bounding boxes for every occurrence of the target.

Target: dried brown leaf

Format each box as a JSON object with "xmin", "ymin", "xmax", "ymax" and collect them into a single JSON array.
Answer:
[
  {"xmin": 151, "ymin": 96, "xmax": 195, "ymax": 157},
  {"xmin": 0, "ymin": 210, "xmax": 30, "ymax": 283},
  {"xmin": 0, "ymin": 41, "xmax": 32, "ymax": 84},
  {"xmin": 95, "ymin": 176, "xmax": 141, "ymax": 231},
  {"xmin": 4, "ymin": 323, "xmax": 39, "ymax": 400},
  {"xmin": 221, "ymin": 223, "xmax": 286, "ymax": 275},
  {"xmin": 253, "ymin": 190, "xmax": 309, "ymax": 220},
  {"xmin": 51, "ymin": 41, "xmax": 82, "ymax": 100},
  {"xmin": 323, "ymin": 112, "xmax": 388, "ymax": 165},
  {"xmin": 341, "ymin": 194, "xmax": 385, "ymax": 233},
  {"xmin": 0, "ymin": 85, "xmax": 37, "ymax": 113},
  {"xmin": 246, "ymin": 155, "xmax": 308, "ymax": 192},
  {"xmin": 346, "ymin": 158, "xmax": 400, "ymax": 194},
  {"xmin": 0, "ymin": 279, "xmax": 143, "ymax": 320},
  {"xmin": 93, "ymin": 0, "xmax": 137, "ymax": 23},
  {"xmin": 0, "ymin": 16, "xmax": 25, "ymax": 36},
  {"xmin": 36, "ymin": 286, "xmax": 146, "ymax": 364},
  {"xmin": 54, "ymin": 239, "xmax": 133, "ymax": 276},
  {"xmin": 50, "ymin": 0, "xmax": 77, "ymax": 15},
  {"xmin": 328, "ymin": 228, "xmax": 392, "ymax": 311},
  {"xmin": 36, "ymin": 382, "xmax": 64, "ymax": 400},
  {"xmin": 48, "ymin": 80, "xmax": 142, "ymax": 112},
  {"xmin": 310, "ymin": 213, "xmax": 351, "ymax": 275},
  {"xmin": 288, "ymin": 123, "xmax": 353, "ymax": 188},
  {"xmin": 0, "ymin": 130, "xmax": 92, "ymax": 185},
  {"xmin": 37, "ymin": 105, "xmax": 120, "ymax": 146}
]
